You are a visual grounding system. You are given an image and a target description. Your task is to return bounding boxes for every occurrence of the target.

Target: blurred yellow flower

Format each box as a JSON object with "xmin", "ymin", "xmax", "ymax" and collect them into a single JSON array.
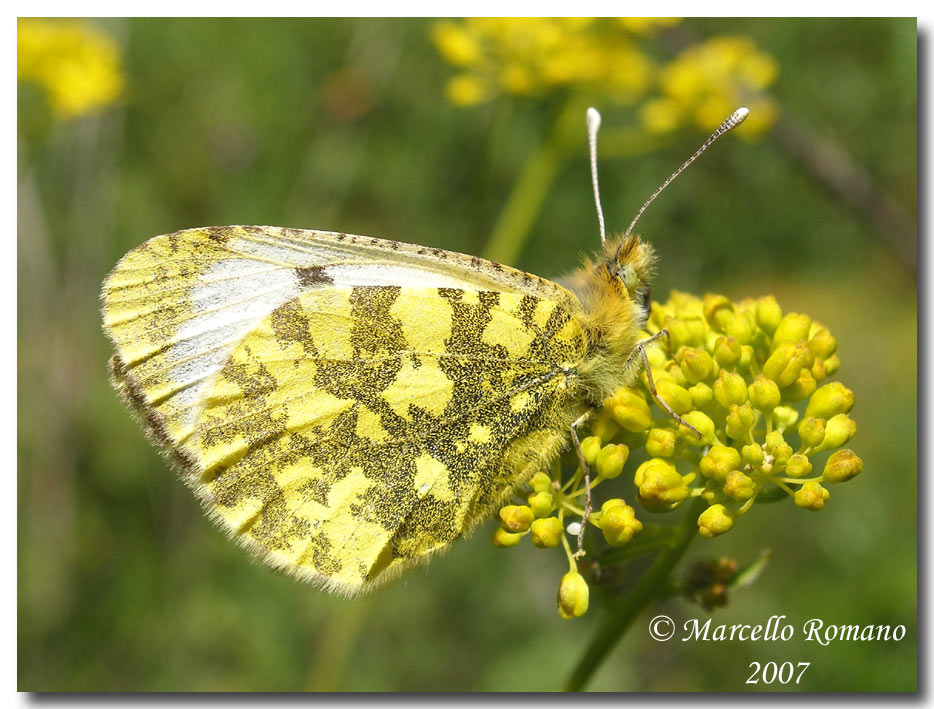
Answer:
[
  {"xmin": 432, "ymin": 18, "xmax": 664, "ymax": 105},
  {"xmin": 432, "ymin": 21, "xmax": 483, "ymax": 68},
  {"xmin": 445, "ymin": 74, "xmax": 490, "ymax": 106},
  {"xmin": 433, "ymin": 19, "xmax": 779, "ymax": 138},
  {"xmin": 18, "ymin": 19, "xmax": 124, "ymax": 119},
  {"xmin": 656, "ymin": 36, "xmax": 779, "ymax": 137}
]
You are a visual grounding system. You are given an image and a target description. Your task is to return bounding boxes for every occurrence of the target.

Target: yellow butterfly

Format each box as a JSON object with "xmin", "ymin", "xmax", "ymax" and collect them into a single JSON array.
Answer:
[{"xmin": 100, "ymin": 107, "xmax": 747, "ymax": 596}]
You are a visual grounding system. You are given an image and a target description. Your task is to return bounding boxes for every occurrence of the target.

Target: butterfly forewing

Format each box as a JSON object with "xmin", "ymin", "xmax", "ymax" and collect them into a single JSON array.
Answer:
[{"xmin": 101, "ymin": 226, "xmax": 590, "ymax": 593}]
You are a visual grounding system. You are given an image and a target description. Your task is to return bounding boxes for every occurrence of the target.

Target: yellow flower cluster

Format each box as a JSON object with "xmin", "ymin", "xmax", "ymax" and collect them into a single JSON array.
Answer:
[
  {"xmin": 494, "ymin": 291, "xmax": 861, "ymax": 619},
  {"xmin": 619, "ymin": 291, "xmax": 861, "ymax": 531},
  {"xmin": 432, "ymin": 18, "xmax": 778, "ymax": 137},
  {"xmin": 18, "ymin": 19, "xmax": 124, "ymax": 119},
  {"xmin": 642, "ymin": 37, "xmax": 779, "ymax": 137},
  {"xmin": 433, "ymin": 18, "xmax": 664, "ymax": 107}
]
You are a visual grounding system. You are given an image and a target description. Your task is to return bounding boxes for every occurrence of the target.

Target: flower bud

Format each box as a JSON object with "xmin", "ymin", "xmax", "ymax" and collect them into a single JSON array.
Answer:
[
  {"xmin": 529, "ymin": 517, "xmax": 563, "ymax": 548},
  {"xmin": 762, "ymin": 341, "xmax": 809, "ymax": 388},
  {"xmin": 822, "ymin": 449, "xmax": 863, "ymax": 483},
  {"xmin": 723, "ymin": 470, "xmax": 756, "ymax": 500},
  {"xmin": 655, "ymin": 378, "xmax": 693, "ymax": 415},
  {"xmin": 784, "ymin": 369, "xmax": 818, "ymax": 402},
  {"xmin": 529, "ymin": 472, "xmax": 552, "ymax": 493},
  {"xmin": 772, "ymin": 313, "xmax": 812, "ymax": 346},
  {"xmin": 798, "ymin": 417, "xmax": 826, "ymax": 450},
  {"xmin": 634, "ymin": 458, "xmax": 689, "ymax": 508},
  {"xmin": 590, "ymin": 412, "xmax": 620, "ymax": 442},
  {"xmin": 665, "ymin": 362, "xmax": 688, "ymax": 386},
  {"xmin": 785, "ymin": 454, "xmax": 812, "ymax": 478},
  {"xmin": 741, "ymin": 443, "xmax": 764, "ymax": 467},
  {"xmin": 648, "ymin": 302, "xmax": 666, "ymax": 331},
  {"xmin": 821, "ymin": 413, "xmax": 856, "ymax": 449},
  {"xmin": 598, "ymin": 502, "xmax": 643, "ymax": 546},
  {"xmin": 645, "ymin": 342, "xmax": 667, "ymax": 369},
  {"xmin": 680, "ymin": 411, "xmax": 716, "ymax": 445},
  {"xmin": 823, "ymin": 354, "xmax": 841, "ymax": 375},
  {"xmin": 700, "ymin": 445, "xmax": 742, "ymax": 483},
  {"xmin": 685, "ymin": 314, "xmax": 709, "ymax": 343},
  {"xmin": 679, "ymin": 347, "xmax": 716, "ymax": 384},
  {"xmin": 601, "ymin": 498, "xmax": 627, "ymax": 512},
  {"xmin": 748, "ymin": 375, "xmax": 781, "ymax": 411},
  {"xmin": 773, "ymin": 405, "xmax": 799, "ymax": 430},
  {"xmin": 808, "ymin": 327, "xmax": 837, "ymax": 359},
  {"xmin": 765, "ymin": 431, "xmax": 793, "ymax": 466},
  {"xmin": 805, "ymin": 382, "xmax": 855, "ymax": 419},
  {"xmin": 580, "ymin": 436, "xmax": 602, "ymax": 466},
  {"xmin": 689, "ymin": 382, "xmax": 714, "ymax": 409},
  {"xmin": 698, "ymin": 504, "xmax": 735, "ymax": 538},
  {"xmin": 713, "ymin": 336, "xmax": 742, "ymax": 368},
  {"xmin": 606, "ymin": 387, "xmax": 652, "ymax": 432},
  {"xmin": 492, "ymin": 527, "xmax": 523, "ymax": 547},
  {"xmin": 528, "ymin": 491, "xmax": 554, "ymax": 518},
  {"xmin": 645, "ymin": 427, "xmax": 677, "ymax": 459},
  {"xmin": 557, "ymin": 571, "xmax": 589, "ymax": 620},
  {"xmin": 725, "ymin": 403, "xmax": 756, "ymax": 439},
  {"xmin": 794, "ymin": 481, "xmax": 830, "ymax": 510},
  {"xmin": 739, "ymin": 345, "xmax": 754, "ymax": 370},
  {"xmin": 595, "ymin": 443, "xmax": 629, "ymax": 480},
  {"xmin": 665, "ymin": 316, "xmax": 698, "ymax": 350},
  {"xmin": 704, "ymin": 294, "xmax": 734, "ymax": 330},
  {"xmin": 499, "ymin": 505, "xmax": 534, "ymax": 533},
  {"xmin": 724, "ymin": 311, "xmax": 754, "ymax": 344},
  {"xmin": 713, "ymin": 370, "xmax": 748, "ymax": 408},
  {"xmin": 755, "ymin": 295, "xmax": 783, "ymax": 334},
  {"xmin": 810, "ymin": 357, "xmax": 828, "ymax": 382}
]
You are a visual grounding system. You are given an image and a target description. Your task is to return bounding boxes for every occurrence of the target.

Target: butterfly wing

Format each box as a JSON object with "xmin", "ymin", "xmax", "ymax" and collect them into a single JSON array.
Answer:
[{"xmin": 102, "ymin": 226, "xmax": 589, "ymax": 593}]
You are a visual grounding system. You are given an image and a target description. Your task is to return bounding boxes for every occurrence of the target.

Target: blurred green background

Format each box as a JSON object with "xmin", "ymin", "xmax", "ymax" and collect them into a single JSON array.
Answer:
[{"xmin": 18, "ymin": 18, "xmax": 916, "ymax": 691}]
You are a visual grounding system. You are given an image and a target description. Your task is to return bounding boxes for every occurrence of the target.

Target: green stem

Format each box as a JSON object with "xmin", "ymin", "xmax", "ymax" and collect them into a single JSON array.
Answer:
[
  {"xmin": 481, "ymin": 98, "xmax": 586, "ymax": 266},
  {"xmin": 562, "ymin": 496, "xmax": 705, "ymax": 692}
]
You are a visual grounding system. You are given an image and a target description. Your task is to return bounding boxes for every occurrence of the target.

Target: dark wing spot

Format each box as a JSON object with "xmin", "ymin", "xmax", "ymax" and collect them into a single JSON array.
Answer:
[
  {"xmin": 205, "ymin": 227, "xmax": 230, "ymax": 244},
  {"xmin": 295, "ymin": 266, "xmax": 334, "ymax": 288}
]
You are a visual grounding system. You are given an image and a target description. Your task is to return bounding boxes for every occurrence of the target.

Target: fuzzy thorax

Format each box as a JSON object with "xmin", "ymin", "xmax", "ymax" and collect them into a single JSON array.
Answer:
[{"xmin": 565, "ymin": 234, "xmax": 657, "ymax": 404}]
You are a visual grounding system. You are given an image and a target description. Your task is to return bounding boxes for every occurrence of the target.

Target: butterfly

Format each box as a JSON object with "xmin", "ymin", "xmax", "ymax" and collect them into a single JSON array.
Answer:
[{"xmin": 100, "ymin": 107, "xmax": 747, "ymax": 596}]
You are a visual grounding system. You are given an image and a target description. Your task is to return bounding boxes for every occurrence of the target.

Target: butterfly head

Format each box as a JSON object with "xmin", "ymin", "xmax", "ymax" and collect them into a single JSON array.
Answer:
[{"xmin": 603, "ymin": 233, "xmax": 656, "ymax": 317}]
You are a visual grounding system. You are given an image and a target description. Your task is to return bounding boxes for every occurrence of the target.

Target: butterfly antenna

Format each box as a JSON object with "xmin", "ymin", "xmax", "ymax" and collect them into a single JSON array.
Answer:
[
  {"xmin": 625, "ymin": 106, "xmax": 750, "ymax": 236},
  {"xmin": 586, "ymin": 107, "xmax": 607, "ymax": 247}
]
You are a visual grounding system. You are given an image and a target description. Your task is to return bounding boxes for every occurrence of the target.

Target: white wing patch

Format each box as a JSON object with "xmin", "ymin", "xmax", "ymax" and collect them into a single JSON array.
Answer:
[{"xmin": 169, "ymin": 258, "xmax": 300, "ymax": 420}]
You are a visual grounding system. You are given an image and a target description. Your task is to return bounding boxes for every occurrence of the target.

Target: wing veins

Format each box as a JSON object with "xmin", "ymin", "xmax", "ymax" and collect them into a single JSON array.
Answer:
[{"xmin": 199, "ymin": 366, "xmax": 567, "ymax": 481}]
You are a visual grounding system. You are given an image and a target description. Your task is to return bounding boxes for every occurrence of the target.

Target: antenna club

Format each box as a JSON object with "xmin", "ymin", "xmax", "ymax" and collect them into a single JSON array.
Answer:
[
  {"xmin": 728, "ymin": 106, "xmax": 750, "ymax": 130},
  {"xmin": 586, "ymin": 107, "xmax": 602, "ymax": 131}
]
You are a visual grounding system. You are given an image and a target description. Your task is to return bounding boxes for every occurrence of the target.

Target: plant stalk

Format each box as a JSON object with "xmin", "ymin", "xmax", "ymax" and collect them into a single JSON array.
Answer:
[{"xmin": 562, "ymin": 496, "xmax": 705, "ymax": 692}]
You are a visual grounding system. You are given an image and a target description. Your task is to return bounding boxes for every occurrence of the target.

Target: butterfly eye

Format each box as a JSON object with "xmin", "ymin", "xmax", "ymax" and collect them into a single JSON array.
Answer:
[{"xmin": 618, "ymin": 264, "xmax": 637, "ymax": 290}]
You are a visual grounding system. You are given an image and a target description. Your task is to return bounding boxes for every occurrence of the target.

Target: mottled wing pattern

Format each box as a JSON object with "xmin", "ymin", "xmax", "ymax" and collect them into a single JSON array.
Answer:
[{"xmin": 102, "ymin": 226, "xmax": 588, "ymax": 594}]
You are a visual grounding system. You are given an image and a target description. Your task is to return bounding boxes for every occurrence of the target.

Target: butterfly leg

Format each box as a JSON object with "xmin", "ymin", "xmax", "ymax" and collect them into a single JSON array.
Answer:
[
  {"xmin": 624, "ymin": 329, "xmax": 703, "ymax": 438},
  {"xmin": 569, "ymin": 409, "xmax": 595, "ymax": 557}
]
